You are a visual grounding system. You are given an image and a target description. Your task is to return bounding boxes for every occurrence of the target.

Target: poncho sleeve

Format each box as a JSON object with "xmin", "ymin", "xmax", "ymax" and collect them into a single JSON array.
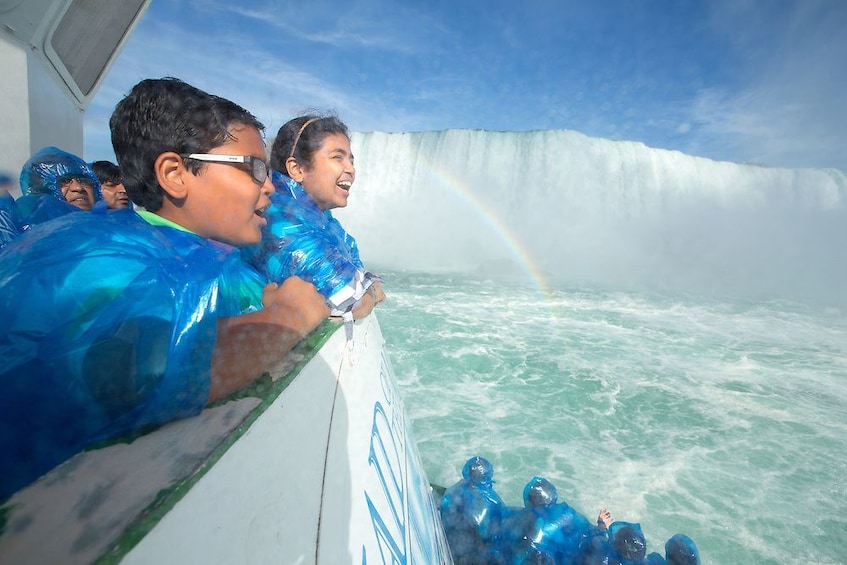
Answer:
[
  {"xmin": 0, "ymin": 209, "xmax": 229, "ymax": 498},
  {"xmin": 242, "ymin": 173, "xmax": 380, "ymax": 316}
]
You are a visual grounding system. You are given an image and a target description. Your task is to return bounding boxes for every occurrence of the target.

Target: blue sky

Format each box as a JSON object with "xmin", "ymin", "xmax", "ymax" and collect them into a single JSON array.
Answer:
[{"xmin": 85, "ymin": 0, "xmax": 847, "ymax": 171}]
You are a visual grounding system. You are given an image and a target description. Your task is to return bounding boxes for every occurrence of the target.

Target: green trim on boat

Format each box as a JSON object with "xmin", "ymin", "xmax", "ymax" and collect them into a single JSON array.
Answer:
[{"xmin": 95, "ymin": 319, "xmax": 342, "ymax": 565}]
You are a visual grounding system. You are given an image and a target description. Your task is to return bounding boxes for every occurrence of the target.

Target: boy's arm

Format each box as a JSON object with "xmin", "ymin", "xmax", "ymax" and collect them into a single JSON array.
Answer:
[{"xmin": 208, "ymin": 276, "xmax": 329, "ymax": 403}]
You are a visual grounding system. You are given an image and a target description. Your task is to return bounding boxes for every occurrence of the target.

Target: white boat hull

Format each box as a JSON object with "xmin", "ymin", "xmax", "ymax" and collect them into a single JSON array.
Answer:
[{"xmin": 0, "ymin": 315, "xmax": 453, "ymax": 564}]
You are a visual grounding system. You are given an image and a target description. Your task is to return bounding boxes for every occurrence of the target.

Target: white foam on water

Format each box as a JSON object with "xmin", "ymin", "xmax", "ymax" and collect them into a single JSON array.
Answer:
[
  {"xmin": 379, "ymin": 272, "xmax": 847, "ymax": 563},
  {"xmin": 350, "ymin": 128, "xmax": 846, "ymax": 562}
]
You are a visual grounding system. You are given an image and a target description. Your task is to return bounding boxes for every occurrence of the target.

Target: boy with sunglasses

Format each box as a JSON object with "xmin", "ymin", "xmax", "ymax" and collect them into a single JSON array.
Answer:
[{"xmin": 0, "ymin": 78, "xmax": 328, "ymax": 498}]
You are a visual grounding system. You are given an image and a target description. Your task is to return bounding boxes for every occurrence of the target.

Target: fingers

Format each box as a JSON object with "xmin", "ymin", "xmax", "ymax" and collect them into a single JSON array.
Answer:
[
  {"xmin": 264, "ymin": 277, "xmax": 328, "ymax": 316},
  {"xmin": 373, "ymin": 282, "xmax": 386, "ymax": 304},
  {"xmin": 597, "ymin": 508, "xmax": 613, "ymax": 529}
]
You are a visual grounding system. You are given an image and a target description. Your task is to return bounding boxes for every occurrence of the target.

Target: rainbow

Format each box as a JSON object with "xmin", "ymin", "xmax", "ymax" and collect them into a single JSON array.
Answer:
[{"xmin": 424, "ymin": 165, "xmax": 555, "ymax": 301}]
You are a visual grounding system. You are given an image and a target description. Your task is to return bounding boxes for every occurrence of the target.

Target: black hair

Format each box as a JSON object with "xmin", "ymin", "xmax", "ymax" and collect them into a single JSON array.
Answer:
[
  {"xmin": 109, "ymin": 77, "xmax": 264, "ymax": 211},
  {"xmin": 270, "ymin": 114, "xmax": 349, "ymax": 174},
  {"xmin": 90, "ymin": 160, "xmax": 122, "ymax": 185}
]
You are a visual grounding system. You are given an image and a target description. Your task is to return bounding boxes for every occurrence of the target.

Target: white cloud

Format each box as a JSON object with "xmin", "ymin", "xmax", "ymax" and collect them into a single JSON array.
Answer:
[{"xmin": 83, "ymin": 0, "xmax": 847, "ymax": 171}]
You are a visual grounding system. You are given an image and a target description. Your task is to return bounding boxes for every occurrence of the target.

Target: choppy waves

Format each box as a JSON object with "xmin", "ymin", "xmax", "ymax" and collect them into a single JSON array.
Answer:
[{"xmin": 378, "ymin": 270, "xmax": 847, "ymax": 564}]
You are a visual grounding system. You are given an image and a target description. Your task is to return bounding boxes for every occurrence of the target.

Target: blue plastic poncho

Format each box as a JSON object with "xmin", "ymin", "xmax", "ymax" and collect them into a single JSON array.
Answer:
[
  {"xmin": 0, "ymin": 193, "xmax": 22, "ymax": 248},
  {"xmin": 439, "ymin": 456, "xmax": 507, "ymax": 564},
  {"xmin": 136, "ymin": 210, "xmax": 266, "ymax": 317},
  {"xmin": 499, "ymin": 477, "xmax": 593, "ymax": 565},
  {"xmin": 0, "ymin": 207, "xmax": 264, "ymax": 499},
  {"xmin": 607, "ymin": 522, "xmax": 649, "ymax": 565},
  {"xmin": 19, "ymin": 146, "xmax": 103, "ymax": 202},
  {"xmin": 576, "ymin": 526, "xmax": 612, "ymax": 565},
  {"xmin": 242, "ymin": 171, "xmax": 380, "ymax": 316},
  {"xmin": 12, "ymin": 146, "xmax": 106, "ymax": 232},
  {"xmin": 647, "ymin": 552, "xmax": 669, "ymax": 564},
  {"xmin": 664, "ymin": 533, "xmax": 699, "ymax": 565}
]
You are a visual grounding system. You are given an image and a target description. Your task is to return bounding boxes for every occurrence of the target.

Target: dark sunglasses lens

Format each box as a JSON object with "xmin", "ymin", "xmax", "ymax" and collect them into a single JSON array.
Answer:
[
  {"xmin": 58, "ymin": 174, "xmax": 93, "ymax": 188},
  {"xmin": 253, "ymin": 159, "xmax": 269, "ymax": 183}
]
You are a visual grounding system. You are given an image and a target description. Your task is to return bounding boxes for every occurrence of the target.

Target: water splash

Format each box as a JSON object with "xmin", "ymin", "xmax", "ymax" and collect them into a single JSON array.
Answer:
[{"xmin": 339, "ymin": 128, "xmax": 847, "ymax": 307}]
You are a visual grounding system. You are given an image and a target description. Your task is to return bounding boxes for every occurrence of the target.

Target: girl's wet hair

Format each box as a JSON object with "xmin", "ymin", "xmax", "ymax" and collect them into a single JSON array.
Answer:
[{"xmin": 270, "ymin": 115, "xmax": 349, "ymax": 174}]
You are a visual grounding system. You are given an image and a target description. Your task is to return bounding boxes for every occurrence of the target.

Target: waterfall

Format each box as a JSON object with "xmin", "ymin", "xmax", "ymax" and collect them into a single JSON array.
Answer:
[{"xmin": 335, "ymin": 128, "xmax": 847, "ymax": 307}]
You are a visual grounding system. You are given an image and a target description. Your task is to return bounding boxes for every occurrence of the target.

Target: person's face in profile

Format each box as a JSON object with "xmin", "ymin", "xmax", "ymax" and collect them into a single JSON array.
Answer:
[
  {"xmin": 297, "ymin": 133, "xmax": 355, "ymax": 211},
  {"xmin": 101, "ymin": 180, "xmax": 130, "ymax": 209},
  {"xmin": 177, "ymin": 124, "xmax": 274, "ymax": 247},
  {"xmin": 58, "ymin": 175, "xmax": 95, "ymax": 210}
]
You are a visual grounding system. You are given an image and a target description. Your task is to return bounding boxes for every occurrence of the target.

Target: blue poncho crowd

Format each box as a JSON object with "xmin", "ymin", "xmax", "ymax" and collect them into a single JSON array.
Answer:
[
  {"xmin": 439, "ymin": 457, "xmax": 700, "ymax": 565},
  {"xmin": 0, "ymin": 148, "xmax": 375, "ymax": 498}
]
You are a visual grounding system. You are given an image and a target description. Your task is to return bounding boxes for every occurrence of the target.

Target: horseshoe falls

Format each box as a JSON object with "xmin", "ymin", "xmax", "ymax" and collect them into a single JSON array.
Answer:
[{"xmin": 335, "ymin": 129, "xmax": 847, "ymax": 564}]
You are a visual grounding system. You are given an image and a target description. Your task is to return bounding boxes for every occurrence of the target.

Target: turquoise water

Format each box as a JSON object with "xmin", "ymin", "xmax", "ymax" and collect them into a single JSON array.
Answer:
[{"xmin": 376, "ymin": 269, "xmax": 847, "ymax": 564}]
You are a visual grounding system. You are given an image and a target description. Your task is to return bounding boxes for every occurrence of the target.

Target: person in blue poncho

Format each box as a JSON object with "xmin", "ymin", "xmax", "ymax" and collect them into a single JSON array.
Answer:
[
  {"xmin": 605, "ymin": 521, "xmax": 650, "ymax": 565},
  {"xmin": 499, "ymin": 476, "xmax": 602, "ymax": 565},
  {"xmin": 0, "ymin": 77, "xmax": 328, "ymax": 500},
  {"xmin": 663, "ymin": 533, "xmax": 699, "ymax": 565},
  {"xmin": 440, "ymin": 456, "xmax": 508, "ymax": 564},
  {"xmin": 243, "ymin": 115, "xmax": 385, "ymax": 327},
  {"xmin": 16, "ymin": 145, "xmax": 104, "ymax": 219},
  {"xmin": 1, "ymin": 147, "xmax": 106, "ymax": 248},
  {"xmin": 0, "ymin": 146, "xmax": 106, "ymax": 245}
]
